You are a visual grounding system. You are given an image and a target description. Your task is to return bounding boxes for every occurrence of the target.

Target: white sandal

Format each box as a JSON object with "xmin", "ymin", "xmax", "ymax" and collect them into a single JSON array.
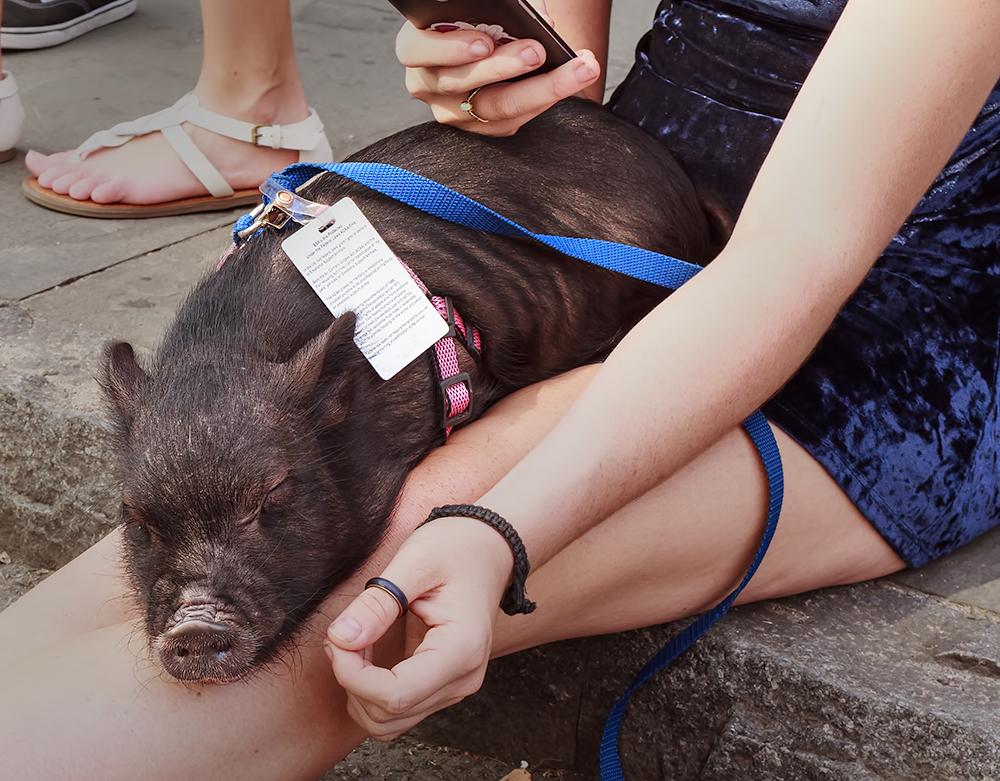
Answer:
[
  {"xmin": 22, "ymin": 92, "xmax": 333, "ymax": 218},
  {"xmin": 0, "ymin": 71, "xmax": 26, "ymax": 163}
]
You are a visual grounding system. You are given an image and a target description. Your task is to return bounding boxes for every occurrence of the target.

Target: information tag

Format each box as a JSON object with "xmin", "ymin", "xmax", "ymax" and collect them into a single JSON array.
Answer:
[{"xmin": 281, "ymin": 197, "xmax": 448, "ymax": 380}]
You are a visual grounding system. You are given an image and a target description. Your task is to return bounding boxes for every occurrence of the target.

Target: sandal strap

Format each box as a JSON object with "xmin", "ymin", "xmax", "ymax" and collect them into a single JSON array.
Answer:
[
  {"xmin": 73, "ymin": 93, "xmax": 331, "ymax": 195},
  {"xmin": 161, "ymin": 123, "xmax": 234, "ymax": 198},
  {"xmin": 184, "ymin": 97, "xmax": 327, "ymax": 152}
]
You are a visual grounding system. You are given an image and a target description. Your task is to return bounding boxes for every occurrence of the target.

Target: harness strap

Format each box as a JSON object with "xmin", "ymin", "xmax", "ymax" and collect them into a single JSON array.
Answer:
[
  {"xmin": 234, "ymin": 161, "xmax": 784, "ymax": 781},
  {"xmin": 400, "ymin": 259, "xmax": 482, "ymax": 436}
]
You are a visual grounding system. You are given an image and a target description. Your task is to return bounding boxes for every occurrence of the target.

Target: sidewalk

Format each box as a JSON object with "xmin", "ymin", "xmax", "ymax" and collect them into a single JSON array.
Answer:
[{"xmin": 1, "ymin": 2, "xmax": 998, "ymax": 779}]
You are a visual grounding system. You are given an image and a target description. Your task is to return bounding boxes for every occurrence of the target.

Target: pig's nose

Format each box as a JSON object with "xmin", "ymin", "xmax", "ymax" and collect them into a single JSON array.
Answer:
[{"xmin": 159, "ymin": 620, "xmax": 237, "ymax": 678}]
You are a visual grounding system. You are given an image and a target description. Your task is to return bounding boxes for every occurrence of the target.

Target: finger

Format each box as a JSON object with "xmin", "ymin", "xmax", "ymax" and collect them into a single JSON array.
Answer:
[
  {"xmin": 527, "ymin": 0, "xmax": 552, "ymax": 25},
  {"xmin": 433, "ymin": 40, "xmax": 548, "ymax": 96},
  {"xmin": 474, "ymin": 49, "xmax": 601, "ymax": 123},
  {"xmin": 327, "ymin": 562, "xmax": 431, "ymax": 651},
  {"xmin": 328, "ymin": 619, "xmax": 487, "ymax": 715},
  {"xmin": 396, "ymin": 22, "xmax": 496, "ymax": 68},
  {"xmin": 343, "ymin": 664, "xmax": 475, "ymax": 733},
  {"xmin": 347, "ymin": 690, "xmax": 470, "ymax": 742}
]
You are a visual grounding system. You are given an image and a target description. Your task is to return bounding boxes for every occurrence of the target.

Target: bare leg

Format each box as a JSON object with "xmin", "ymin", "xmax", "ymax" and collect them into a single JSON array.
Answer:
[
  {"xmin": 24, "ymin": 0, "xmax": 311, "ymax": 205},
  {"xmin": 0, "ymin": 367, "xmax": 904, "ymax": 779}
]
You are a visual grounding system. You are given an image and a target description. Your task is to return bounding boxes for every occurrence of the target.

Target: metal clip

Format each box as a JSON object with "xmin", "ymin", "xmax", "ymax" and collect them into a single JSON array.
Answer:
[
  {"xmin": 235, "ymin": 189, "xmax": 297, "ymax": 240},
  {"xmin": 236, "ymin": 177, "xmax": 335, "ymax": 241}
]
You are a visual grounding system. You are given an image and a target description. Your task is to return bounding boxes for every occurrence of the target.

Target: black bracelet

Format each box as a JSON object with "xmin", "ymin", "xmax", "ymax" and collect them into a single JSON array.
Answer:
[{"xmin": 419, "ymin": 504, "xmax": 536, "ymax": 616}]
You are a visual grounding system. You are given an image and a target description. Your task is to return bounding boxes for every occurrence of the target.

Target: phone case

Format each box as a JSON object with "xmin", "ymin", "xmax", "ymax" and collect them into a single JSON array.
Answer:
[{"xmin": 386, "ymin": 0, "xmax": 576, "ymax": 74}]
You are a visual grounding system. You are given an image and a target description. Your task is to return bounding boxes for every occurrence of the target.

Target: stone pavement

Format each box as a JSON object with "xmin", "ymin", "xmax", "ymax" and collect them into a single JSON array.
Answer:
[{"xmin": 0, "ymin": 1, "xmax": 997, "ymax": 779}]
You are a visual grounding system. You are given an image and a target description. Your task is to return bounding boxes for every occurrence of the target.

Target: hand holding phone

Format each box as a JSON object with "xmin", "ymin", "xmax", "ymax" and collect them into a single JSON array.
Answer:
[
  {"xmin": 389, "ymin": 0, "xmax": 602, "ymax": 136},
  {"xmin": 388, "ymin": 0, "xmax": 576, "ymax": 75}
]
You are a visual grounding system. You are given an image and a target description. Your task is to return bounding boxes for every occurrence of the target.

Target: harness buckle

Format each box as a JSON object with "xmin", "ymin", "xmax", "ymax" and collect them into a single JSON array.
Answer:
[
  {"xmin": 440, "ymin": 372, "xmax": 473, "ymax": 429},
  {"xmin": 442, "ymin": 297, "xmax": 459, "ymax": 339}
]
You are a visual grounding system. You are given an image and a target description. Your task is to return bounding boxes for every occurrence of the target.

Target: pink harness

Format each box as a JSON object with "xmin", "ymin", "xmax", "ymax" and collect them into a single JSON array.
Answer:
[
  {"xmin": 400, "ymin": 260, "xmax": 482, "ymax": 438},
  {"xmin": 217, "ymin": 243, "xmax": 481, "ymax": 440}
]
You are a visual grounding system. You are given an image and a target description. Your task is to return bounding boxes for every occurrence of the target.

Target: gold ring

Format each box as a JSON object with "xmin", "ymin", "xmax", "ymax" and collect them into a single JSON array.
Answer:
[{"xmin": 459, "ymin": 87, "xmax": 489, "ymax": 123}]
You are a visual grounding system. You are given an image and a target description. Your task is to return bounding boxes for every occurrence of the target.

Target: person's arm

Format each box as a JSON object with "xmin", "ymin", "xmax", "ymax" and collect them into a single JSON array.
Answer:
[
  {"xmin": 480, "ymin": 0, "xmax": 1000, "ymax": 568},
  {"xmin": 327, "ymin": 0, "xmax": 1000, "ymax": 740}
]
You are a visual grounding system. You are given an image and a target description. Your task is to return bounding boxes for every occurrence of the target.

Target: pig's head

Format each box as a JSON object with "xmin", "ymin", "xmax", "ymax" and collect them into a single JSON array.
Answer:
[{"xmin": 101, "ymin": 313, "xmax": 385, "ymax": 682}]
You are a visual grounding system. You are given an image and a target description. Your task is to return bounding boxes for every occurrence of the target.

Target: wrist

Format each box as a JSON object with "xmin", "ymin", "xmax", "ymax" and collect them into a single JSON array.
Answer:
[
  {"xmin": 420, "ymin": 504, "xmax": 536, "ymax": 615},
  {"xmin": 427, "ymin": 516, "xmax": 515, "ymax": 594}
]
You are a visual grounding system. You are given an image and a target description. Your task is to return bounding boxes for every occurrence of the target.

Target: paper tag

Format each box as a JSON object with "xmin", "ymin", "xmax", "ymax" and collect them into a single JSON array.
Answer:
[{"xmin": 281, "ymin": 197, "xmax": 448, "ymax": 380}]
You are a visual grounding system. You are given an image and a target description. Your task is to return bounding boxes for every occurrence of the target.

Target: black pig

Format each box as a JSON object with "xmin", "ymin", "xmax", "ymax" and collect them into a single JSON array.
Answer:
[{"xmin": 101, "ymin": 99, "xmax": 715, "ymax": 682}]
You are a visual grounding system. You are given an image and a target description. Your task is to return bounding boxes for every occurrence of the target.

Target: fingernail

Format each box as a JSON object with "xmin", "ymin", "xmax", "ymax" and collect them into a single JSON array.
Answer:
[
  {"xmin": 574, "ymin": 58, "xmax": 597, "ymax": 82},
  {"xmin": 329, "ymin": 616, "xmax": 362, "ymax": 644},
  {"xmin": 469, "ymin": 40, "xmax": 491, "ymax": 58},
  {"xmin": 520, "ymin": 45, "xmax": 542, "ymax": 67},
  {"xmin": 323, "ymin": 644, "xmax": 334, "ymax": 664}
]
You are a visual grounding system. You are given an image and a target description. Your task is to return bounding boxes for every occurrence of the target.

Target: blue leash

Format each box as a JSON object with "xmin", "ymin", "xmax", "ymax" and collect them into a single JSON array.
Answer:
[{"xmin": 235, "ymin": 162, "xmax": 785, "ymax": 780}]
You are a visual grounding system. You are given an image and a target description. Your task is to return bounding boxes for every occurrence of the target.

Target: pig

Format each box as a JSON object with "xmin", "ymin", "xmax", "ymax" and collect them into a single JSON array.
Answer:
[{"xmin": 101, "ymin": 98, "xmax": 716, "ymax": 683}]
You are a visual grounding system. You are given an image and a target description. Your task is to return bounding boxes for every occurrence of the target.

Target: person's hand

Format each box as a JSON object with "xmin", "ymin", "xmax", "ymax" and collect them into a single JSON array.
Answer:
[
  {"xmin": 325, "ymin": 517, "xmax": 515, "ymax": 740},
  {"xmin": 396, "ymin": 1, "xmax": 602, "ymax": 137}
]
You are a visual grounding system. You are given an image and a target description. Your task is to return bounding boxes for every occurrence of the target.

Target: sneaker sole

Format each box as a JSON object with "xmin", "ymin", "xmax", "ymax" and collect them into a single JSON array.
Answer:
[
  {"xmin": 0, "ymin": 0, "xmax": 137, "ymax": 50},
  {"xmin": 0, "ymin": 148, "xmax": 16, "ymax": 164}
]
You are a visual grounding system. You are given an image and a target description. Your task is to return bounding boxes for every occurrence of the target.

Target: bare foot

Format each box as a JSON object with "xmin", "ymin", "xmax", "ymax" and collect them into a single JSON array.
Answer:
[{"xmin": 24, "ymin": 84, "xmax": 312, "ymax": 205}]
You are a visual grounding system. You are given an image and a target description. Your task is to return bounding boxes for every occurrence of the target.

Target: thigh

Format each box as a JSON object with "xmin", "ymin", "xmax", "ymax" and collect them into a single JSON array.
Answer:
[
  {"xmin": 0, "ymin": 528, "xmax": 135, "ymax": 669},
  {"xmin": 494, "ymin": 423, "xmax": 906, "ymax": 656}
]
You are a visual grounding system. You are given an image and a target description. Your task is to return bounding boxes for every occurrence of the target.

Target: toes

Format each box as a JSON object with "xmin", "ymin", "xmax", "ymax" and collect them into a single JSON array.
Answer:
[
  {"xmin": 50, "ymin": 171, "xmax": 85, "ymax": 195},
  {"xmin": 89, "ymin": 179, "xmax": 127, "ymax": 204},
  {"xmin": 37, "ymin": 164, "xmax": 75, "ymax": 189},
  {"xmin": 68, "ymin": 175, "xmax": 106, "ymax": 201},
  {"xmin": 25, "ymin": 149, "xmax": 74, "ymax": 177}
]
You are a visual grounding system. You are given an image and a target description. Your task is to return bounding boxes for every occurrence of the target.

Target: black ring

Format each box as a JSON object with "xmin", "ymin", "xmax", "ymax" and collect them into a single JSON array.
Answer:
[{"xmin": 364, "ymin": 577, "xmax": 409, "ymax": 617}]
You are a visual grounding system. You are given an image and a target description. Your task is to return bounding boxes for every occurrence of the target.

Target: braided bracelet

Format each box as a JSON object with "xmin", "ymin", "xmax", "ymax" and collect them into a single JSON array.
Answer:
[{"xmin": 419, "ymin": 504, "xmax": 536, "ymax": 616}]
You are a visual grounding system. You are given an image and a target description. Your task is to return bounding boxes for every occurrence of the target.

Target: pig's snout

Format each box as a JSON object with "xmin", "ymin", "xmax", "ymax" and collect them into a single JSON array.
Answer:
[
  {"xmin": 160, "ymin": 620, "xmax": 235, "ymax": 677},
  {"xmin": 156, "ymin": 591, "xmax": 257, "ymax": 682}
]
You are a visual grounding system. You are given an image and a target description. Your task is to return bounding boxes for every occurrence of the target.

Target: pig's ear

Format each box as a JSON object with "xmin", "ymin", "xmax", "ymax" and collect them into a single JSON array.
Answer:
[
  {"xmin": 279, "ymin": 313, "xmax": 360, "ymax": 424},
  {"xmin": 101, "ymin": 341, "xmax": 150, "ymax": 434}
]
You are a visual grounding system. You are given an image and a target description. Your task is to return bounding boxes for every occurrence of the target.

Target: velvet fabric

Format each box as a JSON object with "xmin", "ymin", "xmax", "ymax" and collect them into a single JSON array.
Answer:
[{"xmin": 607, "ymin": 0, "xmax": 999, "ymax": 566}]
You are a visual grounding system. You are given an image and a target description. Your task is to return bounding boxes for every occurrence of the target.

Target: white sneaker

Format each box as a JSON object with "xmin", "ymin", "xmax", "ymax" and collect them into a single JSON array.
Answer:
[{"xmin": 0, "ymin": 71, "xmax": 26, "ymax": 162}]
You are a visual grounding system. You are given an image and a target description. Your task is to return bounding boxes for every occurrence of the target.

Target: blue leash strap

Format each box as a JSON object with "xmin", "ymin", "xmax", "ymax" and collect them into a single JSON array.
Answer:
[{"xmin": 235, "ymin": 162, "xmax": 784, "ymax": 780}]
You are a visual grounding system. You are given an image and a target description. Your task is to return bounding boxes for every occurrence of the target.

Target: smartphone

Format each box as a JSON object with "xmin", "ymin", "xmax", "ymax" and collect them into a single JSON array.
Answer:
[{"xmin": 386, "ymin": 0, "xmax": 577, "ymax": 74}]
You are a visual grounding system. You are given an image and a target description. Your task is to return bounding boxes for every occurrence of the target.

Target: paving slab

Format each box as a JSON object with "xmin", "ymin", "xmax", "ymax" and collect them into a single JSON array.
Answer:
[{"xmin": 0, "ymin": 0, "xmax": 236, "ymax": 299}]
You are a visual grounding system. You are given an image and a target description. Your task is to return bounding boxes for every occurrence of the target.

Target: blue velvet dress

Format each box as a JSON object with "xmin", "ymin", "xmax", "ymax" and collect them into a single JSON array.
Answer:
[{"xmin": 608, "ymin": 0, "xmax": 999, "ymax": 566}]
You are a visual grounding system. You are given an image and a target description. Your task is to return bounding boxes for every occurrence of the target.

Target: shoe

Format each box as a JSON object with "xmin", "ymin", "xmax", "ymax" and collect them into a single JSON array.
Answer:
[
  {"xmin": 0, "ymin": 71, "xmax": 26, "ymax": 162},
  {"xmin": 1, "ymin": 0, "xmax": 137, "ymax": 50},
  {"xmin": 22, "ymin": 92, "xmax": 333, "ymax": 217}
]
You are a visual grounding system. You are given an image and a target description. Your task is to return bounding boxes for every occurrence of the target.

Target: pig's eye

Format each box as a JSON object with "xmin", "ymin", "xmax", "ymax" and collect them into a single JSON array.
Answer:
[
  {"xmin": 126, "ymin": 523, "xmax": 151, "ymax": 546},
  {"xmin": 262, "ymin": 479, "xmax": 293, "ymax": 515},
  {"xmin": 121, "ymin": 504, "xmax": 152, "ymax": 546}
]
